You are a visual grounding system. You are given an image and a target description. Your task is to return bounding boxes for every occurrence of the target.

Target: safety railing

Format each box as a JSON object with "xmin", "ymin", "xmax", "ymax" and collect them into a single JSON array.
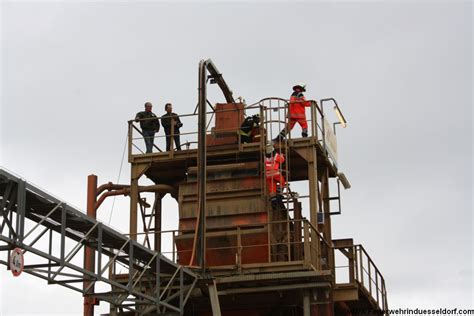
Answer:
[
  {"xmin": 127, "ymin": 97, "xmax": 337, "ymax": 164},
  {"xmin": 129, "ymin": 218, "xmax": 332, "ymax": 272},
  {"xmin": 334, "ymin": 243, "xmax": 388, "ymax": 312}
]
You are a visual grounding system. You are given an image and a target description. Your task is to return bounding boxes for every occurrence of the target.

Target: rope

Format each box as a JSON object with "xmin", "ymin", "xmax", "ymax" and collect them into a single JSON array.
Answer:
[{"xmin": 108, "ymin": 131, "xmax": 128, "ymax": 225}]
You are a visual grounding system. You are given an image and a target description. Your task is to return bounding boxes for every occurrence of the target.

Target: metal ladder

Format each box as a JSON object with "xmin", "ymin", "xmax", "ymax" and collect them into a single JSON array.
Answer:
[{"xmin": 260, "ymin": 98, "xmax": 296, "ymax": 263}]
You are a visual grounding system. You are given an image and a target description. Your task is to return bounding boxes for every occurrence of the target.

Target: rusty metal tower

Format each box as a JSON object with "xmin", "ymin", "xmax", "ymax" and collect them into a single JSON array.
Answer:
[{"xmin": 0, "ymin": 59, "xmax": 387, "ymax": 316}]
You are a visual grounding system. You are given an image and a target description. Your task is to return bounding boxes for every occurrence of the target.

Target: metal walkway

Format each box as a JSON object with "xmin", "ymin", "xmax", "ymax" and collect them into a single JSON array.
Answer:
[{"xmin": 0, "ymin": 168, "xmax": 197, "ymax": 315}]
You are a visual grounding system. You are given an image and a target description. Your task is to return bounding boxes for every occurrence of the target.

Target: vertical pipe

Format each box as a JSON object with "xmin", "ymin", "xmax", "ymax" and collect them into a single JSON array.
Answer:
[
  {"xmin": 84, "ymin": 174, "xmax": 97, "ymax": 316},
  {"xmin": 196, "ymin": 59, "xmax": 207, "ymax": 271}
]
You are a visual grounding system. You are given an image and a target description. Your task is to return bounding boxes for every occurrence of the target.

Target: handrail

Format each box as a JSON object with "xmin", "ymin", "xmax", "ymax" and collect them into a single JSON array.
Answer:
[
  {"xmin": 130, "ymin": 218, "xmax": 332, "ymax": 270},
  {"xmin": 127, "ymin": 96, "xmax": 333, "ymax": 160},
  {"xmin": 333, "ymin": 243, "xmax": 387, "ymax": 312}
]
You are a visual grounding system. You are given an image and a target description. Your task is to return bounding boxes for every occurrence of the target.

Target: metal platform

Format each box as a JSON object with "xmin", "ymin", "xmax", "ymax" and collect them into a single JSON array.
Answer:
[
  {"xmin": 129, "ymin": 138, "xmax": 338, "ymax": 186},
  {"xmin": 0, "ymin": 168, "xmax": 197, "ymax": 315}
]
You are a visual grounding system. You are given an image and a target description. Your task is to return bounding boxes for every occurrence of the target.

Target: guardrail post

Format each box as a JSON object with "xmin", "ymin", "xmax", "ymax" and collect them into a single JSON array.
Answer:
[
  {"xmin": 294, "ymin": 203, "xmax": 302, "ymax": 260},
  {"xmin": 354, "ymin": 245, "xmax": 359, "ymax": 282},
  {"xmin": 368, "ymin": 258, "xmax": 372, "ymax": 296},
  {"xmin": 376, "ymin": 272, "xmax": 380, "ymax": 307},
  {"xmin": 359, "ymin": 246, "xmax": 364, "ymax": 287},
  {"xmin": 172, "ymin": 230, "xmax": 176, "ymax": 263},
  {"xmin": 311, "ymin": 101, "xmax": 317, "ymax": 140},
  {"xmin": 349, "ymin": 245, "xmax": 355, "ymax": 284},
  {"xmin": 170, "ymin": 118, "xmax": 175, "ymax": 159},
  {"xmin": 303, "ymin": 221, "xmax": 310, "ymax": 267}
]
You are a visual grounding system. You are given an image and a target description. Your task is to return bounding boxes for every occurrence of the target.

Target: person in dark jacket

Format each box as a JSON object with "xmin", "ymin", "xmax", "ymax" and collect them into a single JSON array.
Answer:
[
  {"xmin": 135, "ymin": 102, "xmax": 160, "ymax": 153},
  {"xmin": 238, "ymin": 114, "xmax": 260, "ymax": 143},
  {"xmin": 161, "ymin": 103, "xmax": 182, "ymax": 151}
]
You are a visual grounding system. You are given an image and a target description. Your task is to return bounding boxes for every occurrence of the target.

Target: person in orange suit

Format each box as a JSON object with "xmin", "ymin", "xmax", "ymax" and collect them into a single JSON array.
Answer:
[
  {"xmin": 275, "ymin": 83, "xmax": 312, "ymax": 141},
  {"xmin": 265, "ymin": 144, "xmax": 286, "ymax": 196}
]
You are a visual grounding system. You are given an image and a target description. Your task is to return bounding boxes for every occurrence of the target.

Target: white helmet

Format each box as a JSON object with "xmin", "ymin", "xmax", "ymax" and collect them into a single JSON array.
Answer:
[
  {"xmin": 293, "ymin": 83, "xmax": 306, "ymax": 92},
  {"xmin": 265, "ymin": 144, "xmax": 274, "ymax": 155}
]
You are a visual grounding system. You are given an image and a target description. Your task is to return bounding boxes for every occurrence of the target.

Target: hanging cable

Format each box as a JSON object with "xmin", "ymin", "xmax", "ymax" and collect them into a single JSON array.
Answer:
[{"xmin": 108, "ymin": 131, "xmax": 128, "ymax": 225}]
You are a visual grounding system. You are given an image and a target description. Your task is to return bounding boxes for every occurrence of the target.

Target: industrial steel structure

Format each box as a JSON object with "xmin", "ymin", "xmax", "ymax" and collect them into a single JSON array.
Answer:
[{"xmin": 0, "ymin": 59, "xmax": 387, "ymax": 315}]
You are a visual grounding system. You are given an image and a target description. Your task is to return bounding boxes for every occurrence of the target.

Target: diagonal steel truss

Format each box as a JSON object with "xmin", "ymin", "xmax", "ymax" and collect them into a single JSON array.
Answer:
[{"xmin": 0, "ymin": 168, "xmax": 197, "ymax": 315}]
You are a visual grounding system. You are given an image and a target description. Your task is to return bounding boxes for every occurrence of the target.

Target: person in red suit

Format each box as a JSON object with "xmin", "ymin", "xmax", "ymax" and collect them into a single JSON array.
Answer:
[
  {"xmin": 265, "ymin": 144, "xmax": 286, "ymax": 195},
  {"xmin": 275, "ymin": 83, "xmax": 312, "ymax": 141}
]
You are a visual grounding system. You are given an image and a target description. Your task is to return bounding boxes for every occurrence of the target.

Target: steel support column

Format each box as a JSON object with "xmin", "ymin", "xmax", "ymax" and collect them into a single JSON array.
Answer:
[
  {"xmin": 129, "ymin": 163, "xmax": 150, "ymax": 241},
  {"xmin": 307, "ymin": 147, "xmax": 321, "ymax": 266},
  {"xmin": 154, "ymin": 193, "xmax": 162, "ymax": 253},
  {"xmin": 303, "ymin": 290, "xmax": 311, "ymax": 316},
  {"xmin": 84, "ymin": 174, "xmax": 98, "ymax": 316}
]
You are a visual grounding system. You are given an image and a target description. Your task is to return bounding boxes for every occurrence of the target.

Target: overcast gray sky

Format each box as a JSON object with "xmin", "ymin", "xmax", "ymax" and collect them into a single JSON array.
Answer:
[{"xmin": 1, "ymin": 1, "xmax": 472, "ymax": 315}]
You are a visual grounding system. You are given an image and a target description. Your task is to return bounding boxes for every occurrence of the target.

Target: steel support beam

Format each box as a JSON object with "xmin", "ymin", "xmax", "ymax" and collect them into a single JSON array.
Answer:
[
  {"xmin": 208, "ymin": 280, "xmax": 222, "ymax": 316},
  {"xmin": 0, "ymin": 168, "xmax": 197, "ymax": 314}
]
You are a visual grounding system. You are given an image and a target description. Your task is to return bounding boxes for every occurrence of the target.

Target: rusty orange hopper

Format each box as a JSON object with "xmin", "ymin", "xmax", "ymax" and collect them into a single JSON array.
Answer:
[
  {"xmin": 175, "ymin": 103, "xmax": 271, "ymax": 267},
  {"xmin": 176, "ymin": 162, "xmax": 270, "ymax": 266}
]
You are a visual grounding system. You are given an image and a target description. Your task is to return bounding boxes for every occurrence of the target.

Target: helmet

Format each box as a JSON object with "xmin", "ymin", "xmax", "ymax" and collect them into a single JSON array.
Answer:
[
  {"xmin": 252, "ymin": 114, "xmax": 260, "ymax": 123},
  {"xmin": 292, "ymin": 83, "xmax": 306, "ymax": 92},
  {"xmin": 265, "ymin": 144, "xmax": 273, "ymax": 155}
]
